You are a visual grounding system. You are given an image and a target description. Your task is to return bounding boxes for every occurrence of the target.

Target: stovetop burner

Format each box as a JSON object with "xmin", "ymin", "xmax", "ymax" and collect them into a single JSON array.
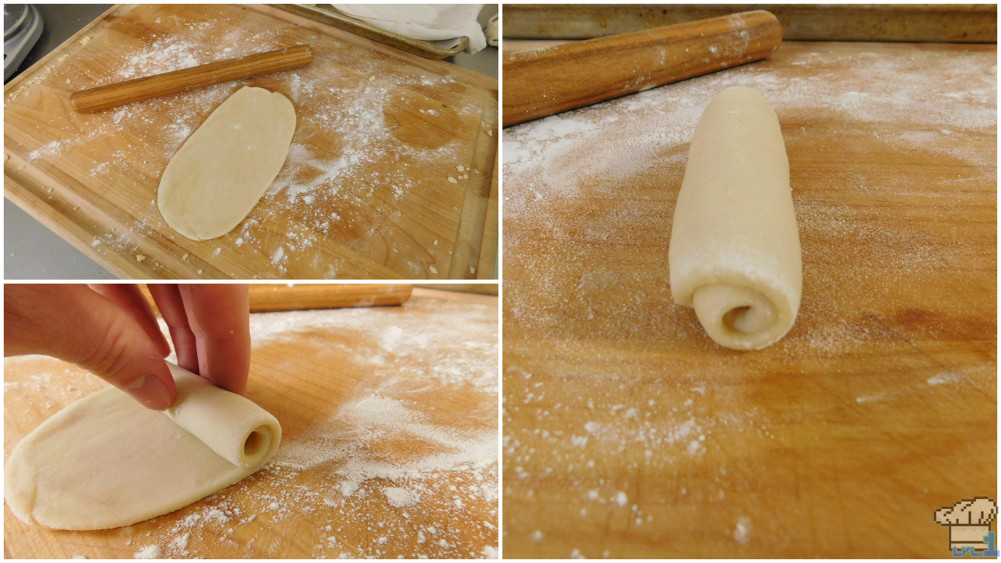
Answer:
[{"xmin": 5, "ymin": 4, "xmax": 43, "ymax": 81}]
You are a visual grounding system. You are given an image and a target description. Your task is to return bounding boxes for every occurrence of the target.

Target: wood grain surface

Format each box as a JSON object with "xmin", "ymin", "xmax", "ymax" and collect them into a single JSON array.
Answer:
[
  {"xmin": 503, "ymin": 4, "xmax": 997, "ymax": 43},
  {"xmin": 138, "ymin": 283, "xmax": 415, "ymax": 313},
  {"xmin": 70, "ymin": 45, "xmax": 315, "ymax": 113},
  {"xmin": 4, "ymin": 288, "xmax": 499, "ymax": 558},
  {"xmin": 245, "ymin": 283, "xmax": 413, "ymax": 311},
  {"xmin": 4, "ymin": 4, "xmax": 498, "ymax": 280},
  {"xmin": 503, "ymin": 11, "xmax": 782, "ymax": 126},
  {"xmin": 502, "ymin": 40, "xmax": 996, "ymax": 558}
]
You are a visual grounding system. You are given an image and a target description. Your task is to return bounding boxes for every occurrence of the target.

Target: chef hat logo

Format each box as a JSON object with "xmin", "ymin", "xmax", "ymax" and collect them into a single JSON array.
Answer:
[
  {"xmin": 935, "ymin": 497, "xmax": 998, "ymax": 556},
  {"xmin": 935, "ymin": 497, "xmax": 997, "ymax": 526}
]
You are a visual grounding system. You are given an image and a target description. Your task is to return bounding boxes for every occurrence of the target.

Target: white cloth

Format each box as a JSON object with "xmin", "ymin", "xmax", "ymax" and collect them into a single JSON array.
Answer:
[{"xmin": 333, "ymin": 4, "xmax": 487, "ymax": 54}]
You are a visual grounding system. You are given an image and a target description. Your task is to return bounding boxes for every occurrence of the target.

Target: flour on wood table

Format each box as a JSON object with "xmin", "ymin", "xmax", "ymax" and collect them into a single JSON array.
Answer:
[
  {"xmin": 4, "ymin": 295, "xmax": 497, "ymax": 558},
  {"xmin": 502, "ymin": 43, "xmax": 994, "ymax": 557},
  {"xmin": 3, "ymin": 357, "xmax": 102, "ymax": 427},
  {"xmin": 383, "ymin": 486, "xmax": 421, "ymax": 507},
  {"xmin": 504, "ymin": 43, "xmax": 995, "ymax": 207},
  {"xmin": 505, "ymin": 364, "xmax": 771, "ymax": 521},
  {"xmin": 147, "ymin": 295, "xmax": 497, "ymax": 558},
  {"xmin": 245, "ymin": 300, "xmax": 498, "ymax": 393},
  {"xmin": 11, "ymin": 6, "xmax": 485, "ymax": 278},
  {"xmin": 926, "ymin": 372, "xmax": 961, "ymax": 386},
  {"xmin": 504, "ymin": 42, "xmax": 995, "ymax": 354},
  {"xmin": 733, "ymin": 516, "xmax": 753, "ymax": 545},
  {"xmin": 132, "ymin": 545, "xmax": 161, "ymax": 559},
  {"xmin": 505, "ymin": 43, "xmax": 995, "ymax": 227}
]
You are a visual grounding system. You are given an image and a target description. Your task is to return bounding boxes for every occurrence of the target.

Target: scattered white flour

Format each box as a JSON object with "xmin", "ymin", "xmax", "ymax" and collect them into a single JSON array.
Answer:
[
  {"xmin": 613, "ymin": 492, "xmax": 628, "ymax": 507},
  {"xmin": 503, "ymin": 39, "xmax": 995, "ymax": 557},
  {"xmin": 133, "ymin": 545, "xmax": 161, "ymax": 559},
  {"xmin": 383, "ymin": 487, "xmax": 421, "ymax": 508},
  {"xmin": 244, "ymin": 297, "xmax": 498, "ymax": 393},
  {"xmin": 3, "ymin": 370, "xmax": 54, "ymax": 393},
  {"xmin": 246, "ymin": 294, "xmax": 497, "ymax": 557},
  {"xmin": 733, "ymin": 517, "xmax": 752, "ymax": 545},
  {"xmin": 6, "ymin": 292, "xmax": 498, "ymax": 558},
  {"xmin": 26, "ymin": 140, "xmax": 69, "ymax": 161},
  {"xmin": 856, "ymin": 393, "xmax": 886, "ymax": 404},
  {"xmin": 270, "ymin": 246, "xmax": 285, "ymax": 265},
  {"xmin": 686, "ymin": 440, "xmax": 706, "ymax": 457},
  {"xmin": 927, "ymin": 372, "xmax": 961, "ymax": 386},
  {"xmin": 169, "ymin": 533, "xmax": 189, "ymax": 555},
  {"xmin": 8, "ymin": 4, "xmax": 493, "ymax": 279}
]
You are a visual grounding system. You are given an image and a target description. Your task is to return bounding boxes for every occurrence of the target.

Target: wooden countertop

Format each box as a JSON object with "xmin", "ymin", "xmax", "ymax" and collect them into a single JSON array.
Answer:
[
  {"xmin": 5, "ymin": 288, "xmax": 499, "ymax": 558},
  {"xmin": 502, "ymin": 39, "xmax": 996, "ymax": 557},
  {"xmin": 4, "ymin": 5, "xmax": 498, "ymax": 279}
]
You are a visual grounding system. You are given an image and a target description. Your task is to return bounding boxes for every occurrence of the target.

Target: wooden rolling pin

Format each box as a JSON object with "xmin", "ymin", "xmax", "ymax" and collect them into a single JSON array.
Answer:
[
  {"xmin": 70, "ymin": 45, "xmax": 313, "ymax": 113},
  {"xmin": 247, "ymin": 284, "xmax": 412, "ymax": 312},
  {"xmin": 140, "ymin": 284, "xmax": 413, "ymax": 314},
  {"xmin": 503, "ymin": 11, "xmax": 782, "ymax": 127}
]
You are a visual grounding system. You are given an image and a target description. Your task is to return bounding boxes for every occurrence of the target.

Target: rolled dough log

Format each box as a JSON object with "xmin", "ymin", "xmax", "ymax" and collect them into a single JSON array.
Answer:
[
  {"xmin": 669, "ymin": 86, "xmax": 801, "ymax": 350},
  {"xmin": 157, "ymin": 86, "xmax": 296, "ymax": 241},
  {"xmin": 4, "ymin": 363, "xmax": 281, "ymax": 530}
]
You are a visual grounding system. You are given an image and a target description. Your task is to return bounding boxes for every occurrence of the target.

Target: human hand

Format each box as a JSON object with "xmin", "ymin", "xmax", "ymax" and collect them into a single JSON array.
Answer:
[
  {"xmin": 145, "ymin": 284, "xmax": 251, "ymax": 395},
  {"xmin": 4, "ymin": 284, "xmax": 250, "ymax": 410}
]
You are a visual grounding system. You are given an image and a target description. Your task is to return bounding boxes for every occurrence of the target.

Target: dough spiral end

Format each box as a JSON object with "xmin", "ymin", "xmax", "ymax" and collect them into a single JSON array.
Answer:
[
  {"xmin": 164, "ymin": 363, "xmax": 282, "ymax": 468},
  {"xmin": 692, "ymin": 283, "xmax": 793, "ymax": 350},
  {"xmin": 668, "ymin": 86, "xmax": 802, "ymax": 350}
]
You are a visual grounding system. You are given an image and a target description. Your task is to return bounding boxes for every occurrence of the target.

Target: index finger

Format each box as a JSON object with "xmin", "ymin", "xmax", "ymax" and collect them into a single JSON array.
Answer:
[{"xmin": 178, "ymin": 285, "xmax": 251, "ymax": 395}]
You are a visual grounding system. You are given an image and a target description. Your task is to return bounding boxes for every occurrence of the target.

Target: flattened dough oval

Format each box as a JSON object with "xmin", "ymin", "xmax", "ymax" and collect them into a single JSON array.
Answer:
[
  {"xmin": 4, "ymin": 362, "xmax": 281, "ymax": 530},
  {"xmin": 158, "ymin": 86, "xmax": 296, "ymax": 241},
  {"xmin": 668, "ymin": 86, "xmax": 802, "ymax": 350}
]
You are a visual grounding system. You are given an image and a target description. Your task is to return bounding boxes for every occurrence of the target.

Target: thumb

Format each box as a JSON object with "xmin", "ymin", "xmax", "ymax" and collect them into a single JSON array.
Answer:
[{"xmin": 4, "ymin": 285, "xmax": 176, "ymax": 410}]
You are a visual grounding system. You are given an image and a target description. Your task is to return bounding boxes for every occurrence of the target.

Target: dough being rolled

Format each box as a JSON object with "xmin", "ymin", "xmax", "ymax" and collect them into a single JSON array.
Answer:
[
  {"xmin": 163, "ymin": 364, "xmax": 280, "ymax": 468},
  {"xmin": 4, "ymin": 363, "xmax": 281, "ymax": 530},
  {"xmin": 158, "ymin": 86, "xmax": 296, "ymax": 241},
  {"xmin": 669, "ymin": 86, "xmax": 801, "ymax": 350}
]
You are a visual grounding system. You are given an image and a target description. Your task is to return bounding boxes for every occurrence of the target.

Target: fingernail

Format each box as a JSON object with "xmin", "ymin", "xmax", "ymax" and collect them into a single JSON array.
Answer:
[{"xmin": 124, "ymin": 374, "xmax": 171, "ymax": 410}]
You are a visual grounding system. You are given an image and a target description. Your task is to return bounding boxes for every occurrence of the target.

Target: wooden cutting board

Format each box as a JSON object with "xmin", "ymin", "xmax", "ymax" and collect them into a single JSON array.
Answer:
[
  {"xmin": 4, "ymin": 288, "xmax": 499, "ymax": 558},
  {"xmin": 502, "ymin": 40, "xmax": 996, "ymax": 557},
  {"xmin": 139, "ymin": 283, "xmax": 415, "ymax": 312},
  {"xmin": 3, "ymin": 4, "xmax": 498, "ymax": 279}
]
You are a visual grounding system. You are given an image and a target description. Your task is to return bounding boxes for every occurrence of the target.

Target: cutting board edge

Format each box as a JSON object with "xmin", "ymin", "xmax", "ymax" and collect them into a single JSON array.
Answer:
[
  {"xmin": 449, "ymin": 88, "xmax": 500, "ymax": 279},
  {"xmin": 4, "ymin": 168, "xmax": 188, "ymax": 280}
]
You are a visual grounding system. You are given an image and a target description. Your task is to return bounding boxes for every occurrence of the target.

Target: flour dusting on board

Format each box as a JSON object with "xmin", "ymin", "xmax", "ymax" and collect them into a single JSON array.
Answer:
[
  {"xmin": 228, "ymin": 296, "xmax": 496, "ymax": 558},
  {"xmin": 132, "ymin": 545, "xmax": 161, "ymax": 559},
  {"xmin": 9, "ymin": 5, "xmax": 488, "ymax": 278},
  {"xmin": 505, "ymin": 44, "xmax": 995, "ymax": 220},
  {"xmin": 504, "ymin": 42, "xmax": 996, "ymax": 352},
  {"xmin": 502, "ymin": 42, "xmax": 995, "ymax": 557},
  {"xmin": 3, "ymin": 293, "xmax": 498, "ymax": 558}
]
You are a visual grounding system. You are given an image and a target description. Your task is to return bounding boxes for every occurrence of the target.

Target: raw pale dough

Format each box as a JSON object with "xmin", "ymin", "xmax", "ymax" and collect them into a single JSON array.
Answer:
[
  {"xmin": 4, "ymin": 363, "xmax": 281, "ymax": 530},
  {"xmin": 669, "ymin": 86, "xmax": 802, "ymax": 350},
  {"xmin": 157, "ymin": 86, "xmax": 296, "ymax": 240}
]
